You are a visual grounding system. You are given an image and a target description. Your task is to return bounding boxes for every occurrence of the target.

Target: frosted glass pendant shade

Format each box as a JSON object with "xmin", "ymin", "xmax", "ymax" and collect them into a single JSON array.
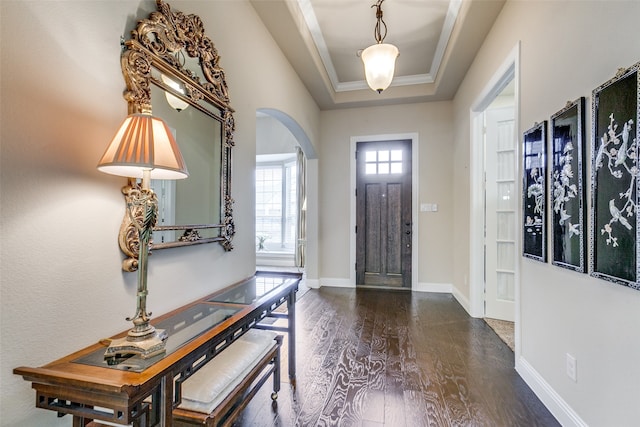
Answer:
[
  {"xmin": 161, "ymin": 74, "xmax": 189, "ymax": 112},
  {"xmin": 361, "ymin": 43, "xmax": 399, "ymax": 93}
]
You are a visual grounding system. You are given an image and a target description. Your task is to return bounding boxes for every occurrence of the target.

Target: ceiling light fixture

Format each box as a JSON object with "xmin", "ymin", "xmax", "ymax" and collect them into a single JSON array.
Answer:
[{"xmin": 361, "ymin": 0, "xmax": 399, "ymax": 93}]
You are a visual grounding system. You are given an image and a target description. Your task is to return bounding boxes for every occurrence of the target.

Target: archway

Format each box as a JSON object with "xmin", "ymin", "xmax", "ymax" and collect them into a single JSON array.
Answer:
[{"xmin": 255, "ymin": 109, "xmax": 318, "ymax": 287}]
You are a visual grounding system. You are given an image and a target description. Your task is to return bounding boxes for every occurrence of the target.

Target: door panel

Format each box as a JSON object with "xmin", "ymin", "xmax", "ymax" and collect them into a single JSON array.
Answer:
[
  {"xmin": 356, "ymin": 140, "xmax": 411, "ymax": 288},
  {"xmin": 485, "ymin": 107, "xmax": 516, "ymax": 321}
]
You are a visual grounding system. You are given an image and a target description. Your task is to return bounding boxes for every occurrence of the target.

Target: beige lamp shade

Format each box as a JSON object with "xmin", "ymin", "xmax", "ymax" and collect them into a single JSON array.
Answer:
[
  {"xmin": 361, "ymin": 43, "xmax": 399, "ymax": 93},
  {"xmin": 97, "ymin": 114, "xmax": 188, "ymax": 180}
]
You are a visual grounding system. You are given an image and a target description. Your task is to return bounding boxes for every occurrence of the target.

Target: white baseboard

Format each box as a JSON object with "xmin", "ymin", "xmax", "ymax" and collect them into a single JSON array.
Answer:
[
  {"xmin": 516, "ymin": 357, "xmax": 587, "ymax": 427},
  {"xmin": 451, "ymin": 286, "xmax": 471, "ymax": 315},
  {"xmin": 256, "ymin": 252, "xmax": 295, "ymax": 267},
  {"xmin": 319, "ymin": 278, "xmax": 354, "ymax": 288},
  {"xmin": 318, "ymin": 280, "xmax": 461, "ymax": 295},
  {"xmin": 413, "ymin": 282, "xmax": 452, "ymax": 293},
  {"xmin": 305, "ymin": 278, "xmax": 320, "ymax": 289}
]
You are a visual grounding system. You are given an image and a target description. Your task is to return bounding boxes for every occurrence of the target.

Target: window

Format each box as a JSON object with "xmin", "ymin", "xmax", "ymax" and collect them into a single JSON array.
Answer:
[
  {"xmin": 365, "ymin": 149, "xmax": 403, "ymax": 175},
  {"xmin": 256, "ymin": 156, "xmax": 297, "ymax": 252}
]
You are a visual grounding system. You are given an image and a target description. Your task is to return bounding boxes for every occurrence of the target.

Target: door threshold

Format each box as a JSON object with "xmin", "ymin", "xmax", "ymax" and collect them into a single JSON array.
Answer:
[{"xmin": 356, "ymin": 285, "xmax": 411, "ymax": 292}]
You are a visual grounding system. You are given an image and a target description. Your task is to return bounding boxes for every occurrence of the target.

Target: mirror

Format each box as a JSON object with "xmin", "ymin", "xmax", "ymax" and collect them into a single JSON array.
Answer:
[
  {"xmin": 117, "ymin": 0, "xmax": 235, "ymax": 271},
  {"xmin": 149, "ymin": 75, "xmax": 222, "ymax": 244}
]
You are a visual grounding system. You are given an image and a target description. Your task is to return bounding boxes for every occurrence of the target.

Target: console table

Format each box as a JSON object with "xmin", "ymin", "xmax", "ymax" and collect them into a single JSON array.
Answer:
[{"xmin": 14, "ymin": 271, "xmax": 300, "ymax": 427}]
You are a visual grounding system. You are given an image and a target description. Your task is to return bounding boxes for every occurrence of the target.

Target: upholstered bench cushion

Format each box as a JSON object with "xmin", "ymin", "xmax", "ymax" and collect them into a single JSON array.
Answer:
[{"xmin": 178, "ymin": 329, "xmax": 278, "ymax": 414}]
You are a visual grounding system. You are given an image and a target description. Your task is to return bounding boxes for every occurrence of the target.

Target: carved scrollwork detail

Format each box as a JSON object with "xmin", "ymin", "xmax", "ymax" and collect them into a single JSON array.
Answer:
[
  {"xmin": 221, "ymin": 196, "xmax": 235, "ymax": 252},
  {"xmin": 223, "ymin": 109, "xmax": 236, "ymax": 148},
  {"xmin": 179, "ymin": 229, "xmax": 202, "ymax": 242},
  {"xmin": 121, "ymin": 49, "xmax": 152, "ymax": 114},
  {"xmin": 184, "ymin": 83, "xmax": 205, "ymax": 103},
  {"xmin": 130, "ymin": 0, "xmax": 230, "ymax": 104},
  {"xmin": 119, "ymin": 181, "xmax": 157, "ymax": 272}
]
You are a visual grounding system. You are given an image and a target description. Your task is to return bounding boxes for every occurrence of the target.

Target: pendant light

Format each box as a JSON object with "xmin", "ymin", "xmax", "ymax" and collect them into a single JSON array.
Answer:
[{"xmin": 361, "ymin": 0, "xmax": 399, "ymax": 93}]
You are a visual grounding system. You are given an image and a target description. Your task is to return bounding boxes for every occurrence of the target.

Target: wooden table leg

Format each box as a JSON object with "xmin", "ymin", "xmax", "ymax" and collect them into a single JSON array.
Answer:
[
  {"xmin": 72, "ymin": 416, "xmax": 89, "ymax": 427},
  {"xmin": 159, "ymin": 372, "xmax": 174, "ymax": 427},
  {"xmin": 287, "ymin": 289, "xmax": 296, "ymax": 381}
]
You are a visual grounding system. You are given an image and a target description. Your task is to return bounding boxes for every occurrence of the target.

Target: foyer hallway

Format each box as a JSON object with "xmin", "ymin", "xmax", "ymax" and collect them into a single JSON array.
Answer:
[{"xmin": 236, "ymin": 287, "xmax": 558, "ymax": 426}]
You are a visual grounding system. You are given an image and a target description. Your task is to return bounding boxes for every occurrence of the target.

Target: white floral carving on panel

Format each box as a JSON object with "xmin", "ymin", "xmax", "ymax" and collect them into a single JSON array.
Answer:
[
  {"xmin": 552, "ymin": 141, "xmax": 579, "ymax": 237},
  {"xmin": 595, "ymin": 113, "xmax": 636, "ymax": 247},
  {"xmin": 526, "ymin": 166, "xmax": 544, "ymax": 229}
]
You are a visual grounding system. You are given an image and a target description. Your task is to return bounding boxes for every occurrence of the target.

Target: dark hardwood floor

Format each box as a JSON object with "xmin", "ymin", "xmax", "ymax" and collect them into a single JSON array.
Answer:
[{"xmin": 235, "ymin": 287, "xmax": 559, "ymax": 427}]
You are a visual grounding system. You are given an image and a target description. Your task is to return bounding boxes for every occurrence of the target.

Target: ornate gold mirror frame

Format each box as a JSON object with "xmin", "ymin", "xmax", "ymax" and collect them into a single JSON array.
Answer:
[{"xmin": 119, "ymin": 0, "xmax": 235, "ymax": 271}]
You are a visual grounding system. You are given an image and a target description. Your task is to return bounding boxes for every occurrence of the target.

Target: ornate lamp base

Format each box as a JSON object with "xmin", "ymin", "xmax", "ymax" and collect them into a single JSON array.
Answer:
[{"xmin": 104, "ymin": 328, "xmax": 168, "ymax": 362}]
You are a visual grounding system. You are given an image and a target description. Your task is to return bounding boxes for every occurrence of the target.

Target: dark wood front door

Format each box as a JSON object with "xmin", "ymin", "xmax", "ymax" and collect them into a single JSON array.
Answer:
[{"xmin": 356, "ymin": 140, "xmax": 412, "ymax": 288}]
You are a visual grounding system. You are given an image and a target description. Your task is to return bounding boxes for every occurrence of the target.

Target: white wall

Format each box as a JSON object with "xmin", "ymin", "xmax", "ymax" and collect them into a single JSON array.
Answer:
[
  {"xmin": 318, "ymin": 102, "xmax": 454, "ymax": 288},
  {"xmin": 256, "ymin": 115, "xmax": 299, "ymax": 155},
  {"xmin": 0, "ymin": 1, "xmax": 319, "ymax": 425},
  {"xmin": 452, "ymin": 1, "xmax": 640, "ymax": 425}
]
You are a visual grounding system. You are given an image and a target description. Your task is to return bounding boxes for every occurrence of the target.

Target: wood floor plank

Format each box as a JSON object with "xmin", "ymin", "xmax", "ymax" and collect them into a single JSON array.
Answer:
[{"xmin": 234, "ymin": 287, "xmax": 560, "ymax": 427}]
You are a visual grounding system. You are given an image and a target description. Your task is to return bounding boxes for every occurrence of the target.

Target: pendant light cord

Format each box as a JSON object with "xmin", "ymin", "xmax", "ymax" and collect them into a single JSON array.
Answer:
[{"xmin": 372, "ymin": 0, "xmax": 388, "ymax": 44}]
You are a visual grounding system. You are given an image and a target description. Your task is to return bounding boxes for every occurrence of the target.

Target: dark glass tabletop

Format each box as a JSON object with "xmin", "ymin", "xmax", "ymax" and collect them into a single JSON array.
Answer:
[
  {"xmin": 74, "ymin": 303, "xmax": 240, "ymax": 372},
  {"xmin": 73, "ymin": 272, "xmax": 299, "ymax": 372},
  {"xmin": 207, "ymin": 273, "xmax": 297, "ymax": 304}
]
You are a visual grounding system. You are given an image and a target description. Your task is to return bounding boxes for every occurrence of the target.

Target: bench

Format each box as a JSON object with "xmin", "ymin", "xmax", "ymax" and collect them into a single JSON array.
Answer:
[{"xmin": 172, "ymin": 329, "xmax": 283, "ymax": 427}]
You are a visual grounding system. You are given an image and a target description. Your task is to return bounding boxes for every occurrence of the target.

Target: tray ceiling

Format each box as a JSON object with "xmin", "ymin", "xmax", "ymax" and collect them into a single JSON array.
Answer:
[{"xmin": 251, "ymin": 0, "xmax": 505, "ymax": 109}]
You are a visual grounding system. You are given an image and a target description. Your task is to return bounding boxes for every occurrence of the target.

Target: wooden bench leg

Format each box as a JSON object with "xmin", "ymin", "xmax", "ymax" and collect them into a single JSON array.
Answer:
[{"xmin": 272, "ymin": 335, "xmax": 282, "ymax": 401}]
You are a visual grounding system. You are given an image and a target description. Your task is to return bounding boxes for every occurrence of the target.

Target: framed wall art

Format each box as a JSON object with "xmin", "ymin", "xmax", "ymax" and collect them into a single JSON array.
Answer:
[
  {"xmin": 550, "ymin": 98, "xmax": 586, "ymax": 272},
  {"xmin": 590, "ymin": 62, "xmax": 640, "ymax": 290},
  {"xmin": 523, "ymin": 121, "xmax": 547, "ymax": 262}
]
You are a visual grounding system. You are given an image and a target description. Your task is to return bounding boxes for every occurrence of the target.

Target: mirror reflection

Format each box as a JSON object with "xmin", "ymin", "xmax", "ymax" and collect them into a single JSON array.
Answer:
[
  {"xmin": 149, "ymin": 76, "xmax": 223, "ymax": 245},
  {"xmin": 116, "ymin": 0, "xmax": 235, "ymax": 270}
]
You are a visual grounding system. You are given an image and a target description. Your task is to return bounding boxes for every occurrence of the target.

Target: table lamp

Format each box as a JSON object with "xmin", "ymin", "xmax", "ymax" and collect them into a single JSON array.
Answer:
[{"xmin": 97, "ymin": 113, "xmax": 188, "ymax": 360}]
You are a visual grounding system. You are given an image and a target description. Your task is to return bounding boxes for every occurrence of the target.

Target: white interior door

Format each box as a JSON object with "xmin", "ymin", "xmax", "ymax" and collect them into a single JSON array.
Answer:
[{"xmin": 485, "ymin": 105, "xmax": 516, "ymax": 321}]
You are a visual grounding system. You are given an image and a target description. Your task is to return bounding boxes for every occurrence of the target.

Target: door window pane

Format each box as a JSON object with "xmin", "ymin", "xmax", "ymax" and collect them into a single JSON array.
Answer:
[
  {"xmin": 364, "ymin": 150, "xmax": 403, "ymax": 175},
  {"xmin": 497, "ymin": 212, "xmax": 515, "ymax": 240},
  {"xmin": 390, "ymin": 162, "xmax": 402, "ymax": 174},
  {"xmin": 497, "ymin": 182, "xmax": 515, "ymax": 210},
  {"xmin": 497, "ymin": 271, "xmax": 515, "ymax": 301}
]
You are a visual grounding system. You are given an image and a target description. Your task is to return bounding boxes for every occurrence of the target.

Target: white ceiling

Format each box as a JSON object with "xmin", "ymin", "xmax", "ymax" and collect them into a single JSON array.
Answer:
[{"xmin": 250, "ymin": 0, "xmax": 505, "ymax": 110}]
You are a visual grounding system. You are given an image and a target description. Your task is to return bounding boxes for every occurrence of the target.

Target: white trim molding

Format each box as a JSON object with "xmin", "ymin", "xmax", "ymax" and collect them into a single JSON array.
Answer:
[
  {"xmin": 516, "ymin": 357, "xmax": 588, "ymax": 427},
  {"xmin": 319, "ymin": 278, "xmax": 354, "ymax": 288},
  {"xmin": 469, "ymin": 41, "xmax": 521, "ymax": 320},
  {"xmin": 305, "ymin": 278, "xmax": 320, "ymax": 289},
  {"xmin": 414, "ymin": 282, "xmax": 452, "ymax": 293},
  {"xmin": 451, "ymin": 286, "xmax": 471, "ymax": 314},
  {"xmin": 297, "ymin": 0, "xmax": 461, "ymax": 94}
]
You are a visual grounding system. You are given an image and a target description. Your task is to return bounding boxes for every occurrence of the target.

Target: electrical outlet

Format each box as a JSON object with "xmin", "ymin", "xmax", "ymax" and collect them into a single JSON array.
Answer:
[{"xmin": 566, "ymin": 353, "xmax": 577, "ymax": 382}]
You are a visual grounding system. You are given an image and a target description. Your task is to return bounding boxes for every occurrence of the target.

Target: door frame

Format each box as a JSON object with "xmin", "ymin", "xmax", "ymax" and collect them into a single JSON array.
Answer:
[
  {"xmin": 484, "ymin": 104, "xmax": 516, "ymax": 321},
  {"xmin": 469, "ymin": 43, "xmax": 521, "ymax": 354},
  {"xmin": 350, "ymin": 133, "xmax": 419, "ymax": 288}
]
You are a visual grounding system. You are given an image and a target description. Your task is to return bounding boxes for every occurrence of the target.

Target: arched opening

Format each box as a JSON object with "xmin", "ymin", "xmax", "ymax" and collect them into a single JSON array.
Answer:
[{"xmin": 255, "ymin": 109, "xmax": 317, "ymax": 282}]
